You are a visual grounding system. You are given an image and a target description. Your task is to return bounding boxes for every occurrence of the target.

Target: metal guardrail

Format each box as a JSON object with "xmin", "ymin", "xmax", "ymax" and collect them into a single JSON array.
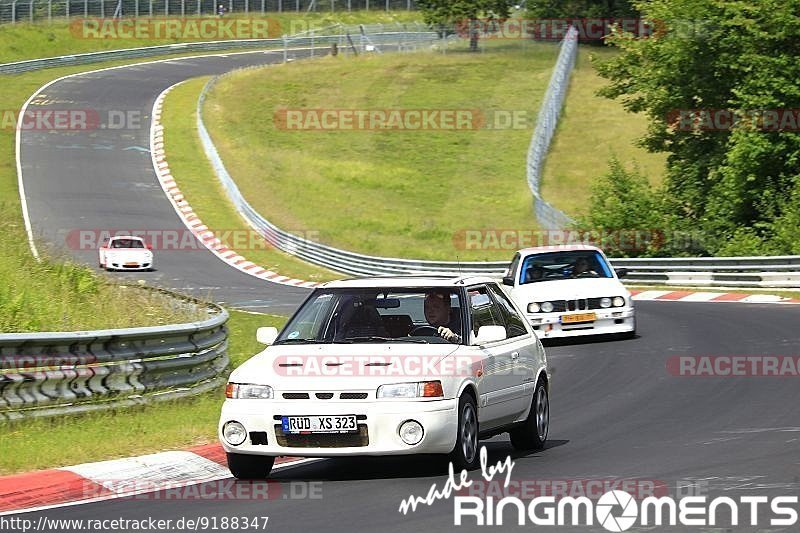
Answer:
[
  {"xmin": 0, "ymin": 288, "xmax": 229, "ymax": 420},
  {"xmin": 0, "ymin": 0, "xmax": 417, "ymax": 25},
  {"xmin": 0, "ymin": 22, "xmax": 432, "ymax": 74},
  {"xmin": 526, "ymin": 25, "xmax": 576, "ymax": 229}
]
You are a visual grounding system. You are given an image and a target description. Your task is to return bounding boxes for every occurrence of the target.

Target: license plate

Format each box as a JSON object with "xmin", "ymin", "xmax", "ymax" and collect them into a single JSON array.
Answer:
[
  {"xmin": 124, "ymin": 262, "xmax": 139, "ymax": 266},
  {"xmin": 281, "ymin": 415, "xmax": 358, "ymax": 434},
  {"xmin": 561, "ymin": 312, "xmax": 596, "ymax": 324}
]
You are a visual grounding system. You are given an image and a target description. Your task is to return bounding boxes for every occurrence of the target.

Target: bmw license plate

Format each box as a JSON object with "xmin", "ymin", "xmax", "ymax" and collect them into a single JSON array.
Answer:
[
  {"xmin": 561, "ymin": 312, "xmax": 596, "ymax": 324},
  {"xmin": 281, "ymin": 415, "xmax": 358, "ymax": 434}
]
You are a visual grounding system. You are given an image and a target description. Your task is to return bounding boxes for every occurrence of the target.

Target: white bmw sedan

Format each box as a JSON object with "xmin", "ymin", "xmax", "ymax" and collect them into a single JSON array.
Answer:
[
  {"xmin": 503, "ymin": 245, "xmax": 636, "ymax": 339},
  {"xmin": 219, "ymin": 276, "xmax": 550, "ymax": 479}
]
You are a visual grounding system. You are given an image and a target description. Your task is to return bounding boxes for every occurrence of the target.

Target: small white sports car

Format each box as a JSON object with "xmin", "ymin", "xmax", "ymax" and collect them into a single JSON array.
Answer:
[
  {"xmin": 219, "ymin": 275, "xmax": 550, "ymax": 479},
  {"xmin": 98, "ymin": 235, "xmax": 154, "ymax": 271},
  {"xmin": 503, "ymin": 245, "xmax": 635, "ymax": 339}
]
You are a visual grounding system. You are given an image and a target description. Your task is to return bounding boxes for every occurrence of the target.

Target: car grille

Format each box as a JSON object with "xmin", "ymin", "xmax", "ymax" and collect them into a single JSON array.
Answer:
[
  {"xmin": 541, "ymin": 298, "xmax": 609, "ymax": 312},
  {"xmin": 273, "ymin": 424, "xmax": 369, "ymax": 448},
  {"xmin": 281, "ymin": 392, "xmax": 370, "ymax": 400}
]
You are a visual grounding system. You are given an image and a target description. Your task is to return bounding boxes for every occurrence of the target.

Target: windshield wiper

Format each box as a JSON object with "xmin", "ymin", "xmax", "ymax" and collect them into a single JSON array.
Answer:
[
  {"xmin": 273, "ymin": 338, "xmax": 317, "ymax": 345},
  {"xmin": 338, "ymin": 336, "xmax": 429, "ymax": 344}
]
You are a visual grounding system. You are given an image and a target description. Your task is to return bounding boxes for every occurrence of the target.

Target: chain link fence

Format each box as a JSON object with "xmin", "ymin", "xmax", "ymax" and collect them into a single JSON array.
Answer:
[
  {"xmin": 0, "ymin": 0, "xmax": 417, "ymax": 24},
  {"xmin": 526, "ymin": 25, "xmax": 577, "ymax": 229}
]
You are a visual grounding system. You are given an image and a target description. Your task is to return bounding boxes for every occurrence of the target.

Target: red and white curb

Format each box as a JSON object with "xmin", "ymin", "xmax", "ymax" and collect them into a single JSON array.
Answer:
[
  {"xmin": 630, "ymin": 289, "xmax": 800, "ymax": 304},
  {"xmin": 0, "ymin": 444, "xmax": 309, "ymax": 515},
  {"xmin": 149, "ymin": 83, "xmax": 320, "ymax": 289}
]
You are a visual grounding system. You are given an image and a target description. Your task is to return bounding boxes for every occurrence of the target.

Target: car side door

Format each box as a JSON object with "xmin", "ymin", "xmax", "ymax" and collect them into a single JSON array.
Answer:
[
  {"xmin": 466, "ymin": 284, "xmax": 526, "ymax": 430},
  {"xmin": 487, "ymin": 283, "xmax": 541, "ymax": 419}
]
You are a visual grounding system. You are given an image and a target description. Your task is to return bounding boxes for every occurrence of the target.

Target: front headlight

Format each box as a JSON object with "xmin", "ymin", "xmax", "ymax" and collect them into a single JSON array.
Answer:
[
  {"xmin": 225, "ymin": 383, "xmax": 274, "ymax": 399},
  {"xmin": 528, "ymin": 302, "xmax": 540, "ymax": 313},
  {"xmin": 600, "ymin": 297, "xmax": 612, "ymax": 308},
  {"xmin": 613, "ymin": 296, "xmax": 626, "ymax": 307},
  {"xmin": 377, "ymin": 381, "xmax": 443, "ymax": 399},
  {"xmin": 540, "ymin": 301, "xmax": 554, "ymax": 313}
]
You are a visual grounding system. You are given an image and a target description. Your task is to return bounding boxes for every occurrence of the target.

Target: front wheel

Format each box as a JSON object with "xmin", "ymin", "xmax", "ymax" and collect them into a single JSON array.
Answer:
[
  {"xmin": 226, "ymin": 453, "xmax": 275, "ymax": 479},
  {"xmin": 449, "ymin": 394, "xmax": 480, "ymax": 470},
  {"xmin": 510, "ymin": 379, "xmax": 549, "ymax": 451}
]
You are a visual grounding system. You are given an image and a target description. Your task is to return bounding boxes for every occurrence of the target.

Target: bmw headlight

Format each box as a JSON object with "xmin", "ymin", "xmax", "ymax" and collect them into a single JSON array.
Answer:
[
  {"xmin": 600, "ymin": 297, "xmax": 612, "ymax": 308},
  {"xmin": 377, "ymin": 381, "xmax": 443, "ymax": 399},
  {"xmin": 225, "ymin": 383, "xmax": 274, "ymax": 399},
  {"xmin": 528, "ymin": 302, "xmax": 540, "ymax": 313},
  {"xmin": 613, "ymin": 296, "xmax": 626, "ymax": 307},
  {"xmin": 540, "ymin": 301, "xmax": 554, "ymax": 313}
]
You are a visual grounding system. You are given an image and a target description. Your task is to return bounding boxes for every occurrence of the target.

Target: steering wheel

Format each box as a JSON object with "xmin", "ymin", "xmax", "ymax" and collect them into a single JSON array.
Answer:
[{"xmin": 409, "ymin": 325, "xmax": 439, "ymax": 337}]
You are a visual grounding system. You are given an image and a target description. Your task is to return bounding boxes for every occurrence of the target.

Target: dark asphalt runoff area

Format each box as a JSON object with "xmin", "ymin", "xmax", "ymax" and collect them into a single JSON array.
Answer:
[{"xmin": 14, "ymin": 51, "xmax": 800, "ymax": 532}]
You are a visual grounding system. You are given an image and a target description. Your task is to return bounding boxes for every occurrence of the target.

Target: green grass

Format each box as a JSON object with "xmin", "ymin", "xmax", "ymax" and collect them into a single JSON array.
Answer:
[
  {"xmin": 0, "ymin": 310, "xmax": 287, "ymax": 475},
  {"xmin": 540, "ymin": 47, "xmax": 667, "ymax": 217},
  {"xmin": 160, "ymin": 77, "xmax": 339, "ymax": 282},
  {"xmin": 0, "ymin": 11, "xmax": 423, "ymax": 64},
  {"xmin": 203, "ymin": 43, "xmax": 561, "ymax": 261}
]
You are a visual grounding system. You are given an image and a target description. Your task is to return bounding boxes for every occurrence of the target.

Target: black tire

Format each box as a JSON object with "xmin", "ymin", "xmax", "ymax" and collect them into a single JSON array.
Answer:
[
  {"xmin": 449, "ymin": 393, "xmax": 480, "ymax": 470},
  {"xmin": 226, "ymin": 453, "xmax": 275, "ymax": 479},
  {"xmin": 510, "ymin": 379, "xmax": 549, "ymax": 451}
]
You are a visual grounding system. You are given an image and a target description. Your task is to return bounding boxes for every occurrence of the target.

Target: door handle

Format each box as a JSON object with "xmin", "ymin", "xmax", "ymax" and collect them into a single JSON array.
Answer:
[{"xmin": 511, "ymin": 351, "xmax": 520, "ymax": 360}]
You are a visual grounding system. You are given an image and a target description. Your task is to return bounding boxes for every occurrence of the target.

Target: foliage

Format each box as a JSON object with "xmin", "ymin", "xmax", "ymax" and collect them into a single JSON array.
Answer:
[{"xmin": 595, "ymin": 0, "xmax": 800, "ymax": 255}]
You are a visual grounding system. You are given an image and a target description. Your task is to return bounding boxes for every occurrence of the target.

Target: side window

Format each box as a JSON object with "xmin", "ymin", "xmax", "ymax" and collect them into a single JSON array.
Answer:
[
  {"xmin": 467, "ymin": 286, "xmax": 504, "ymax": 341},
  {"xmin": 507, "ymin": 253, "xmax": 521, "ymax": 283},
  {"xmin": 487, "ymin": 284, "xmax": 528, "ymax": 339}
]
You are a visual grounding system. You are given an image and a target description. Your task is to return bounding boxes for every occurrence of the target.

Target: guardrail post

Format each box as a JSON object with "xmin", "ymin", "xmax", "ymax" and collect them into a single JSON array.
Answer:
[
  {"xmin": 29, "ymin": 0, "xmax": 34, "ymax": 22},
  {"xmin": 310, "ymin": 29, "xmax": 314, "ymax": 57},
  {"xmin": 100, "ymin": 0, "xmax": 104, "ymax": 16},
  {"xmin": 196, "ymin": 0, "xmax": 200, "ymax": 14},
  {"xmin": 181, "ymin": 0, "xmax": 185, "ymax": 16},
  {"xmin": 148, "ymin": 0, "xmax": 151, "ymax": 16},
  {"xmin": 66, "ymin": 0, "xmax": 69, "ymax": 18},
  {"xmin": 282, "ymin": 34, "xmax": 288, "ymax": 62}
]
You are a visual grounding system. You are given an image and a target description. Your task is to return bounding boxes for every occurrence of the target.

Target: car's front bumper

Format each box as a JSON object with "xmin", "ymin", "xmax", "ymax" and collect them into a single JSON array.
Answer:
[
  {"xmin": 219, "ymin": 397, "xmax": 458, "ymax": 457},
  {"xmin": 527, "ymin": 307, "xmax": 635, "ymax": 338}
]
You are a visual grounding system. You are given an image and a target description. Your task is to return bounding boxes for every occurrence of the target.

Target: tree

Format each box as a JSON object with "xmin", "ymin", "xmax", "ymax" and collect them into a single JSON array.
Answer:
[
  {"xmin": 416, "ymin": 0, "xmax": 515, "ymax": 51},
  {"xmin": 596, "ymin": 0, "xmax": 800, "ymax": 255}
]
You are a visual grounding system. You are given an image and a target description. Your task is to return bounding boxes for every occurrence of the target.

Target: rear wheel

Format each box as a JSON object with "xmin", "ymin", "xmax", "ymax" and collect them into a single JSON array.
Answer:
[
  {"xmin": 226, "ymin": 453, "xmax": 275, "ymax": 479},
  {"xmin": 449, "ymin": 393, "xmax": 480, "ymax": 470},
  {"xmin": 510, "ymin": 379, "xmax": 549, "ymax": 451}
]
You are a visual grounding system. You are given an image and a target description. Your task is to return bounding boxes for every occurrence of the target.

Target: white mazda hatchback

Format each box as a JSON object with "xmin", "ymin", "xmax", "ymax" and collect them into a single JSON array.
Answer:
[{"xmin": 219, "ymin": 276, "xmax": 550, "ymax": 479}]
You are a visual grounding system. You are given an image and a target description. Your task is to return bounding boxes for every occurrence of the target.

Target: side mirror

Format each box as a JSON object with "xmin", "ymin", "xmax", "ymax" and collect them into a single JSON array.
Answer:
[
  {"xmin": 502, "ymin": 275, "xmax": 514, "ymax": 286},
  {"xmin": 146, "ymin": 244, "xmax": 153, "ymax": 250},
  {"xmin": 473, "ymin": 325, "xmax": 507, "ymax": 345},
  {"xmin": 615, "ymin": 268, "xmax": 628, "ymax": 278},
  {"xmin": 256, "ymin": 326, "xmax": 279, "ymax": 345}
]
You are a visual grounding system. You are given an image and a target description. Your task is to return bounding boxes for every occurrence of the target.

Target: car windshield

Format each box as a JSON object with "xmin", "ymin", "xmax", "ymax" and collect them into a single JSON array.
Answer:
[
  {"xmin": 111, "ymin": 238, "xmax": 144, "ymax": 249},
  {"xmin": 518, "ymin": 250, "xmax": 613, "ymax": 284},
  {"xmin": 274, "ymin": 287, "xmax": 465, "ymax": 344}
]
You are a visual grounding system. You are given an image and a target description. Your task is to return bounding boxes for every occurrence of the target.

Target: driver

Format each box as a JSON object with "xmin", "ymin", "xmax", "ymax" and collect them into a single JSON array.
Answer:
[
  {"xmin": 422, "ymin": 289, "xmax": 462, "ymax": 343},
  {"xmin": 571, "ymin": 257, "xmax": 597, "ymax": 277}
]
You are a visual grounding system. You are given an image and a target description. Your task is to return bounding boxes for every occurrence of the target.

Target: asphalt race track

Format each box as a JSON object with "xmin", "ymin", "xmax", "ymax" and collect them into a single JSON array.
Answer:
[
  {"xmin": 14, "ymin": 52, "xmax": 800, "ymax": 532},
  {"xmin": 19, "ymin": 50, "xmax": 314, "ymax": 314}
]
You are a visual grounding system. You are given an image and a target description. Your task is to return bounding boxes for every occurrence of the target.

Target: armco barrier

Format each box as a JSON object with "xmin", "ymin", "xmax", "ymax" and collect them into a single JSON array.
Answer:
[
  {"xmin": 0, "ymin": 23, "xmax": 436, "ymax": 74},
  {"xmin": 0, "ymin": 288, "xmax": 229, "ymax": 421}
]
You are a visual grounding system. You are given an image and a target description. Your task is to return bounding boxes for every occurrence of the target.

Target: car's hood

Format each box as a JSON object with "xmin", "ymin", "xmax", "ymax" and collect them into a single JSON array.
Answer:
[
  {"xmin": 231, "ymin": 343, "xmax": 463, "ymax": 391},
  {"xmin": 510, "ymin": 277, "xmax": 629, "ymax": 302}
]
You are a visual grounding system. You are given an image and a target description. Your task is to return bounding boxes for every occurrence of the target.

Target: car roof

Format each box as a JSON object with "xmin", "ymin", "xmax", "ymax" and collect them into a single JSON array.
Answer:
[
  {"xmin": 517, "ymin": 244, "xmax": 602, "ymax": 255},
  {"xmin": 320, "ymin": 275, "xmax": 500, "ymax": 289}
]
